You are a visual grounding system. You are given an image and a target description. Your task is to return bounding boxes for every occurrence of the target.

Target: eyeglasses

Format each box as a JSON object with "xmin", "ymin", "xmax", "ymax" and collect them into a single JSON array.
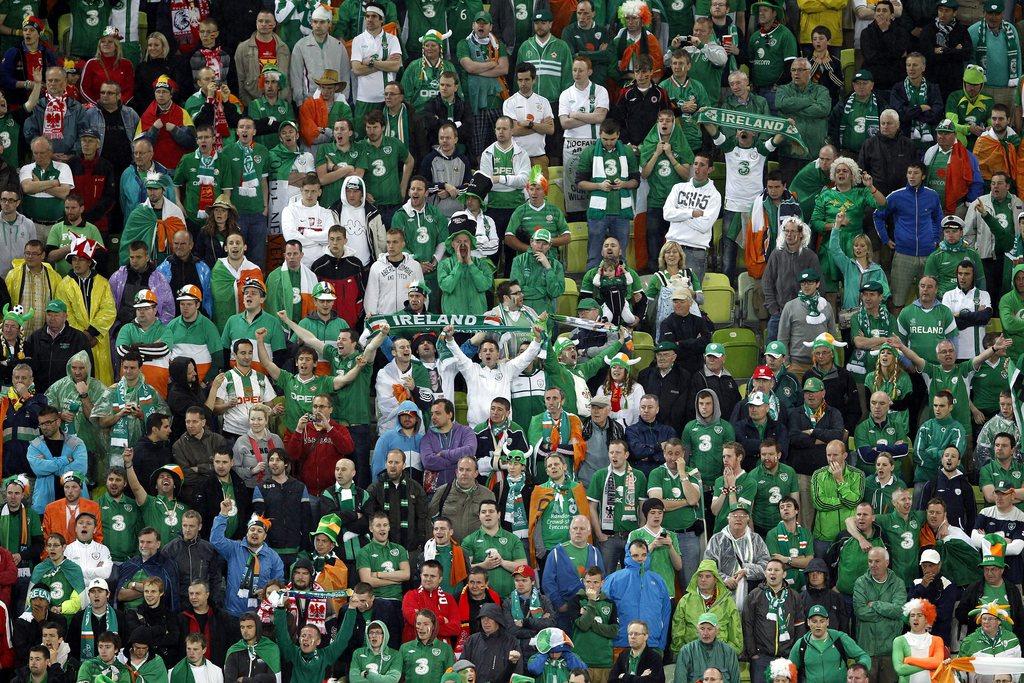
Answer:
[
  {"xmin": 0, "ymin": 197, "xmax": 18, "ymax": 203},
  {"xmin": 509, "ymin": 290, "xmax": 523, "ymax": 296},
  {"xmin": 38, "ymin": 418, "xmax": 60, "ymax": 426}
]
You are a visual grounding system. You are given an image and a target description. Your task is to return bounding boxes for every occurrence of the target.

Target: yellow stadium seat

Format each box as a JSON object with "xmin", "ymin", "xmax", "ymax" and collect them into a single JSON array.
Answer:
[
  {"xmin": 626, "ymin": 223, "xmax": 636, "ymax": 270},
  {"xmin": 632, "ymin": 331, "xmax": 655, "ymax": 373},
  {"xmin": 58, "ymin": 14, "xmax": 71, "ymax": 56},
  {"xmin": 556, "ymin": 277, "xmax": 579, "ymax": 317},
  {"xmin": 548, "ymin": 166, "xmax": 566, "ymax": 214},
  {"xmin": 139, "ymin": 12, "xmax": 148, "ymax": 43},
  {"xmin": 566, "ymin": 221, "xmax": 589, "ymax": 274},
  {"xmin": 988, "ymin": 317, "xmax": 1003, "ymax": 334},
  {"xmin": 703, "ymin": 275, "xmax": 736, "ymax": 326},
  {"xmin": 842, "ymin": 48, "xmax": 855, "ymax": 94},
  {"xmin": 493, "ymin": 277, "xmax": 508, "ymax": 297}
]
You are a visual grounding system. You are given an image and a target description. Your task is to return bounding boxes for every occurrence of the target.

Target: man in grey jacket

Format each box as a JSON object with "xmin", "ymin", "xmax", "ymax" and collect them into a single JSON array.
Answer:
[
  {"xmin": 777, "ymin": 269, "xmax": 839, "ymax": 377},
  {"xmin": 461, "ymin": 602, "xmax": 524, "ymax": 683},
  {"xmin": 762, "ymin": 218, "xmax": 821, "ymax": 343},
  {"xmin": 162, "ymin": 509, "xmax": 225, "ymax": 607}
]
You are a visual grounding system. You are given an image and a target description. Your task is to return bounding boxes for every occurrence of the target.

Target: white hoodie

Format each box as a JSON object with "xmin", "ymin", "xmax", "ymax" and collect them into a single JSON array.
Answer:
[
  {"xmin": 663, "ymin": 178, "xmax": 722, "ymax": 250},
  {"xmin": 364, "ymin": 251, "xmax": 425, "ymax": 316},
  {"xmin": 336, "ymin": 175, "xmax": 374, "ymax": 266},
  {"xmin": 280, "ymin": 194, "xmax": 338, "ymax": 266}
]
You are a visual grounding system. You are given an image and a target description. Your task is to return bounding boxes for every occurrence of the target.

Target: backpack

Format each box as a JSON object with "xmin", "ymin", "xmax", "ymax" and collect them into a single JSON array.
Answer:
[{"xmin": 798, "ymin": 631, "xmax": 848, "ymax": 666}]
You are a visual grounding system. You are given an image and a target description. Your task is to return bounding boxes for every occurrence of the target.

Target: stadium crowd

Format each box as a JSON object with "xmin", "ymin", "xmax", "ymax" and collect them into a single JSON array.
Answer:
[{"xmin": 5, "ymin": 0, "xmax": 1024, "ymax": 681}]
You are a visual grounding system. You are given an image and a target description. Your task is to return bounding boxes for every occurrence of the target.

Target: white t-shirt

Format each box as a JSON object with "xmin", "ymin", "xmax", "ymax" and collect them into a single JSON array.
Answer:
[
  {"xmin": 717, "ymin": 134, "xmax": 776, "ymax": 212},
  {"xmin": 503, "ymin": 92, "xmax": 553, "ymax": 157},
  {"xmin": 351, "ymin": 29, "xmax": 402, "ymax": 103},
  {"xmin": 18, "ymin": 161, "xmax": 74, "ymax": 202},
  {"xmin": 558, "ymin": 82, "xmax": 610, "ymax": 140}
]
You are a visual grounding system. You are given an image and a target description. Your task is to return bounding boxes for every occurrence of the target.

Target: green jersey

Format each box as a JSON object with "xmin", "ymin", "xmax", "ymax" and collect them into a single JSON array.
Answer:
[
  {"xmin": 446, "ymin": 0, "xmax": 483, "ymax": 48},
  {"xmin": 638, "ymin": 123, "xmax": 693, "ymax": 208},
  {"xmin": 972, "ymin": 357, "xmax": 1011, "ymax": 414},
  {"xmin": 747, "ymin": 24, "xmax": 797, "ymax": 88},
  {"xmin": 0, "ymin": 0, "xmax": 35, "ymax": 52},
  {"xmin": 711, "ymin": 471, "xmax": 753, "ymax": 534},
  {"xmin": 572, "ymin": 592, "xmax": 618, "ymax": 667},
  {"xmin": 659, "ymin": 76, "xmax": 711, "ymax": 152},
  {"xmin": 324, "ymin": 345, "xmax": 373, "ymax": 424},
  {"xmin": 404, "ymin": 0, "xmax": 448, "ymax": 55},
  {"xmin": 357, "ymin": 539, "xmax": 410, "ymax": 599},
  {"xmin": 689, "ymin": 39, "xmax": 726, "ymax": 104},
  {"xmin": 45, "ymin": 221, "xmax": 103, "ymax": 276},
  {"xmin": 562, "ymin": 21, "xmax": 613, "ymax": 85},
  {"xmin": 515, "ymin": 36, "xmax": 573, "ymax": 102},
  {"xmin": 221, "ymin": 141, "xmax": 270, "ymax": 214},
  {"xmin": 926, "ymin": 147, "xmax": 952, "ymax": 199},
  {"xmin": 392, "ymin": 203, "xmax": 449, "ymax": 263},
  {"xmin": 0, "ymin": 502, "xmax": 40, "ymax": 556},
  {"xmin": 922, "ymin": 360, "xmax": 974, "ymax": 435},
  {"xmin": 876, "ymin": 511, "xmax": 926, "ymax": 586},
  {"xmin": 539, "ymin": 482, "xmax": 582, "ymax": 550},
  {"xmin": 456, "ymin": 37, "xmax": 508, "ymax": 113},
  {"xmin": 834, "ymin": 94, "xmax": 880, "ymax": 153},
  {"xmin": 248, "ymin": 98, "xmax": 295, "ymax": 150},
  {"xmin": 0, "ymin": 114, "xmax": 18, "ymax": 170},
  {"xmin": 765, "ymin": 521, "xmax": 814, "ymax": 590},
  {"xmin": 460, "ymin": 527, "xmax": 527, "ymax": 596},
  {"xmin": 220, "ymin": 311, "xmax": 287, "ymax": 356},
  {"xmin": 77, "ymin": 657, "xmax": 129, "ymax": 683},
  {"xmin": 359, "ymin": 136, "xmax": 408, "ymax": 207},
  {"xmin": 69, "ymin": 0, "xmax": 111, "ymax": 58},
  {"xmin": 401, "ymin": 638, "xmax": 455, "ymax": 683},
  {"xmin": 577, "ymin": 141, "xmax": 638, "ymax": 219},
  {"xmin": 897, "ymin": 301, "xmax": 957, "ymax": 364},
  {"xmin": 748, "ymin": 462, "xmax": 799, "ymax": 531},
  {"xmin": 507, "ymin": 200, "xmax": 569, "ymax": 259},
  {"xmin": 980, "ymin": 460, "xmax": 1024, "ymax": 511},
  {"xmin": 277, "ymin": 369, "xmax": 334, "ymax": 432},
  {"xmin": 681, "ymin": 419, "xmax": 733, "ymax": 488},
  {"xmin": 627, "ymin": 525, "xmax": 682, "ymax": 597},
  {"xmin": 141, "ymin": 494, "xmax": 188, "ymax": 544},
  {"xmin": 173, "ymin": 150, "xmax": 229, "ymax": 222},
  {"xmin": 586, "ymin": 467, "xmax": 648, "ymax": 534},
  {"xmin": 96, "ymin": 493, "xmax": 140, "ymax": 565},
  {"xmin": 315, "ymin": 143, "xmax": 363, "ymax": 207},
  {"xmin": 401, "ymin": 57, "xmax": 458, "ymax": 112},
  {"xmin": 946, "ymin": 89, "xmax": 994, "ymax": 147},
  {"xmin": 647, "ymin": 464, "xmax": 701, "ymax": 532},
  {"xmin": 854, "ymin": 418, "xmax": 911, "ymax": 475}
]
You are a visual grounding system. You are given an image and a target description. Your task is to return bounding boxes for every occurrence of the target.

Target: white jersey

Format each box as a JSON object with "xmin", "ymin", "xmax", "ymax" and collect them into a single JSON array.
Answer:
[
  {"xmin": 351, "ymin": 29, "xmax": 403, "ymax": 103},
  {"xmin": 558, "ymin": 82, "xmax": 610, "ymax": 140},
  {"xmin": 446, "ymin": 338, "xmax": 542, "ymax": 426},
  {"xmin": 503, "ymin": 92, "xmax": 553, "ymax": 157},
  {"xmin": 941, "ymin": 286, "xmax": 992, "ymax": 359},
  {"xmin": 716, "ymin": 133, "xmax": 777, "ymax": 212},
  {"xmin": 663, "ymin": 178, "xmax": 722, "ymax": 249},
  {"xmin": 64, "ymin": 540, "xmax": 112, "ymax": 583},
  {"xmin": 280, "ymin": 195, "xmax": 338, "ymax": 265}
]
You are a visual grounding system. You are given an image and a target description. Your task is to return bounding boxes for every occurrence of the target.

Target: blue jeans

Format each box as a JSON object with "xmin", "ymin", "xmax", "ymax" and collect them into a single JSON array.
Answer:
[
  {"xmin": 767, "ymin": 312, "xmax": 781, "ymax": 343},
  {"xmin": 237, "ymin": 212, "xmax": 269, "ymax": 271},
  {"xmin": 597, "ymin": 535, "xmax": 627, "ymax": 573},
  {"xmin": 587, "ymin": 215, "xmax": 631, "ymax": 270},
  {"xmin": 676, "ymin": 530, "xmax": 702, "ymax": 588},
  {"xmin": 681, "ymin": 246, "xmax": 707, "ymax": 285}
]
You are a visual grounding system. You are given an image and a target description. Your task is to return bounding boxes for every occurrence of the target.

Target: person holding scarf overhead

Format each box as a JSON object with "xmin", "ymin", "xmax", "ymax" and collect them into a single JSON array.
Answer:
[{"xmin": 211, "ymin": 501, "xmax": 285, "ymax": 618}]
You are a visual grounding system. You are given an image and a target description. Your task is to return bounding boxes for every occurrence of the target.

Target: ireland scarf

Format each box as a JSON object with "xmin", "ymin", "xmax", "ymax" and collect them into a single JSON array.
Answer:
[
  {"xmin": 974, "ymin": 22, "xmax": 1021, "ymax": 85},
  {"xmin": 195, "ymin": 149, "xmax": 219, "ymax": 218},
  {"xmin": 120, "ymin": 200, "xmax": 187, "ymax": 265},
  {"xmin": 237, "ymin": 143, "xmax": 260, "ymax": 197},
  {"xmin": 903, "ymin": 78, "xmax": 934, "ymax": 143},
  {"xmin": 110, "ymin": 378, "xmax": 160, "ymax": 448},
  {"xmin": 367, "ymin": 311, "xmax": 530, "ymax": 333},
  {"xmin": 80, "ymin": 605, "xmax": 119, "ymax": 659},
  {"xmin": 696, "ymin": 107, "xmax": 805, "ymax": 149},
  {"xmin": 587, "ymin": 140, "xmax": 633, "ymax": 220},
  {"xmin": 224, "ymin": 636, "xmax": 282, "ymax": 675}
]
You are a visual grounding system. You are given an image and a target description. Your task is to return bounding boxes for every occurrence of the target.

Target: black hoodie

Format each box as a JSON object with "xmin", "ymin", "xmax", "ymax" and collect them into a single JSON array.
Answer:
[
  {"xmin": 167, "ymin": 356, "xmax": 212, "ymax": 443},
  {"xmin": 799, "ymin": 557, "xmax": 850, "ymax": 633}
]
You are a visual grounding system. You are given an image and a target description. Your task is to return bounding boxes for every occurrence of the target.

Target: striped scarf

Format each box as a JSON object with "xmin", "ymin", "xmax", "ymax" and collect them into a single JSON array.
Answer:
[
  {"xmin": 904, "ymin": 78, "xmax": 934, "ymax": 143},
  {"xmin": 975, "ymin": 21, "xmax": 1021, "ymax": 83},
  {"xmin": 81, "ymin": 606, "xmax": 118, "ymax": 659},
  {"xmin": 600, "ymin": 466, "xmax": 637, "ymax": 531},
  {"xmin": 239, "ymin": 545, "xmax": 262, "ymax": 607},
  {"xmin": 382, "ymin": 477, "xmax": 410, "ymax": 532},
  {"xmin": 588, "ymin": 140, "xmax": 633, "ymax": 219},
  {"xmin": 839, "ymin": 92, "xmax": 879, "ymax": 144}
]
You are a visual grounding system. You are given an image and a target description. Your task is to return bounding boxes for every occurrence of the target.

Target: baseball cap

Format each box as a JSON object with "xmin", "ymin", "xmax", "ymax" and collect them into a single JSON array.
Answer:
[
  {"xmin": 747, "ymin": 391, "xmax": 766, "ymax": 406},
  {"xmin": 534, "ymin": 9, "xmax": 553, "ymax": 20},
  {"xmin": 87, "ymin": 578, "xmax": 109, "ymax": 592},
  {"xmin": 752, "ymin": 365, "xmax": 775, "ymax": 380},
  {"xmin": 798, "ymin": 268, "xmax": 821, "ymax": 283},
  {"xmin": 803, "ymin": 377, "xmax": 825, "ymax": 392},
  {"xmin": 697, "ymin": 612, "xmax": 719, "ymax": 626},
  {"xmin": 475, "ymin": 10, "xmax": 492, "ymax": 22},
  {"xmin": 705, "ymin": 343, "xmax": 725, "ymax": 357},
  {"xmin": 765, "ymin": 340, "xmax": 787, "ymax": 357},
  {"xmin": 852, "ymin": 69, "xmax": 873, "ymax": 82},
  {"xmin": 313, "ymin": 281, "xmax": 337, "ymax": 300},
  {"xmin": 655, "ymin": 341, "xmax": 679, "ymax": 353},
  {"xmin": 920, "ymin": 549, "xmax": 942, "ymax": 565},
  {"xmin": 45, "ymin": 300, "xmax": 67, "ymax": 313},
  {"xmin": 513, "ymin": 564, "xmax": 536, "ymax": 579},
  {"xmin": 577, "ymin": 297, "xmax": 600, "ymax": 311},
  {"xmin": 807, "ymin": 605, "xmax": 830, "ymax": 619},
  {"xmin": 860, "ymin": 281, "xmax": 884, "ymax": 293}
]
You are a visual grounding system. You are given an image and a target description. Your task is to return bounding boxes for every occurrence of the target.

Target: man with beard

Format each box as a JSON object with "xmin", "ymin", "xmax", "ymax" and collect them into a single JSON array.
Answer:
[
  {"xmin": 918, "ymin": 446, "xmax": 977, "ymax": 530},
  {"xmin": 97, "ymin": 467, "xmax": 140, "ymax": 564},
  {"xmin": 367, "ymin": 448, "xmax": 430, "ymax": 548},
  {"xmin": 475, "ymin": 397, "xmax": 529, "ymax": 482},
  {"xmin": 211, "ymin": 502, "xmax": 285, "ymax": 618},
  {"xmin": 252, "ymin": 450, "xmax": 312, "ymax": 569},
  {"xmin": 28, "ymin": 404, "xmax": 87, "ymax": 515},
  {"xmin": 193, "ymin": 448, "xmax": 252, "ymax": 541},
  {"xmin": 580, "ymin": 236, "xmax": 645, "ymax": 327},
  {"xmin": 223, "ymin": 611, "xmax": 281, "ymax": 682},
  {"xmin": 260, "ymin": 558, "xmax": 332, "ymax": 642}
]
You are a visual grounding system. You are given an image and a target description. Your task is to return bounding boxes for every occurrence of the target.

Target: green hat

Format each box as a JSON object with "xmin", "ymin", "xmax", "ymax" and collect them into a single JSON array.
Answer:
[
  {"xmin": 798, "ymin": 268, "xmax": 821, "ymax": 283},
  {"xmin": 503, "ymin": 449, "xmax": 528, "ymax": 464},
  {"xmin": 936, "ymin": 118, "xmax": 956, "ymax": 133},
  {"xmin": 61, "ymin": 471, "xmax": 86, "ymax": 487},
  {"xmin": 655, "ymin": 341, "xmax": 679, "ymax": 353},
  {"xmin": 860, "ymin": 281, "xmax": 884, "ymax": 293},
  {"xmin": 144, "ymin": 170, "xmax": 165, "ymax": 189},
  {"xmin": 45, "ymin": 300, "xmax": 67, "ymax": 313},
  {"xmin": 474, "ymin": 9, "xmax": 492, "ymax": 22},
  {"xmin": 765, "ymin": 340, "xmax": 787, "ymax": 357},
  {"xmin": 981, "ymin": 532, "xmax": 1008, "ymax": 567},
  {"xmin": 533, "ymin": 8, "xmax": 553, "ymax": 20},
  {"xmin": 532, "ymin": 228, "xmax": 552, "ymax": 243},
  {"xmin": 985, "ymin": 0, "xmax": 1003, "ymax": 12},
  {"xmin": 750, "ymin": 0, "xmax": 782, "ymax": 14},
  {"xmin": 727, "ymin": 502, "xmax": 750, "ymax": 515},
  {"xmin": 963, "ymin": 64, "xmax": 987, "ymax": 84},
  {"xmin": 803, "ymin": 377, "xmax": 825, "ymax": 392},
  {"xmin": 697, "ymin": 612, "xmax": 719, "ymax": 626},
  {"xmin": 807, "ymin": 604, "xmax": 830, "ymax": 619},
  {"xmin": 312, "ymin": 282, "xmax": 337, "ymax": 300},
  {"xmin": 994, "ymin": 480, "xmax": 1015, "ymax": 493},
  {"xmin": 311, "ymin": 513, "xmax": 342, "ymax": 543},
  {"xmin": 705, "ymin": 343, "xmax": 725, "ymax": 357},
  {"xmin": 278, "ymin": 119, "xmax": 298, "ymax": 131},
  {"xmin": 553, "ymin": 337, "xmax": 579, "ymax": 355},
  {"xmin": 853, "ymin": 69, "xmax": 873, "ymax": 82},
  {"xmin": 577, "ymin": 297, "xmax": 600, "ymax": 311}
]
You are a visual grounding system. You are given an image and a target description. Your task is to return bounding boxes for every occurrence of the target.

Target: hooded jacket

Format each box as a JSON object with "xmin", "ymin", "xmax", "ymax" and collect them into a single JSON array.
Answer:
[
  {"xmin": 350, "ymin": 620, "xmax": 403, "ymax": 683},
  {"xmin": 43, "ymin": 349, "xmax": 106, "ymax": 463},
  {"xmin": 681, "ymin": 389, "xmax": 734, "ymax": 486},
  {"xmin": 328, "ymin": 174, "xmax": 388, "ymax": 267},
  {"xmin": 603, "ymin": 553, "xmax": 671, "ymax": 650},
  {"xmin": 526, "ymin": 641, "xmax": 588, "ymax": 678},
  {"xmin": 799, "ymin": 557, "xmax": 850, "ymax": 633},
  {"xmin": 461, "ymin": 603, "xmax": 523, "ymax": 683},
  {"xmin": 691, "ymin": 366, "xmax": 741, "ymax": 427},
  {"xmin": 371, "ymin": 399, "xmax": 424, "ymax": 478},
  {"xmin": 671, "ymin": 558, "xmax": 743, "ymax": 654},
  {"xmin": 675, "ymin": 636, "xmax": 741, "ymax": 683},
  {"xmin": 999, "ymin": 262, "xmax": 1024, "ymax": 350},
  {"xmin": 365, "ymin": 251, "xmax": 426, "ymax": 317}
]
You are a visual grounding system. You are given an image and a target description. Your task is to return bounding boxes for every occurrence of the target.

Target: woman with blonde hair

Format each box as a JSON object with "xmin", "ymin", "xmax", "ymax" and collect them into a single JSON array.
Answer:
[
  {"xmin": 134, "ymin": 32, "xmax": 185, "ymax": 114},
  {"xmin": 233, "ymin": 403, "xmax": 285, "ymax": 488},
  {"xmin": 644, "ymin": 240, "xmax": 703, "ymax": 334},
  {"xmin": 80, "ymin": 27, "xmax": 135, "ymax": 105},
  {"xmin": 810, "ymin": 155, "xmax": 885, "ymax": 303},
  {"xmin": 864, "ymin": 342, "xmax": 913, "ymax": 434}
]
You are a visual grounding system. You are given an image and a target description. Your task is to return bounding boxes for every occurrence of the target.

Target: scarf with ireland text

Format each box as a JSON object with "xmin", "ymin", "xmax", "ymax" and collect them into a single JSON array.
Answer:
[
  {"xmin": 904, "ymin": 78, "xmax": 934, "ymax": 143},
  {"xmin": 508, "ymin": 585, "xmax": 544, "ymax": 621},
  {"xmin": 588, "ymin": 139, "xmax": 633, "ymax": 219},
  {"xmin": 195, "ymin": 148, "xmax": 219, "ymax": 218},
  {"xmin": 239, "ymin": 545, "xmax": 262, "ymax": 608},
  {"xmin": 237, "ymin": 142, "xmax": 259, "ymax": 194},
  {"xmin": 111, "ymin": 377, "xmax": 158, "ymax": 447},
  {"xmin": 975, "ymin": 21, "xmax": 1021, "ymax": 84},
  {"xmin": 80, "ymin": 605, "xmax": 118, "ymax": 659},
  {"xmin": 764, "ymin": 586, "xmax": 790, "ymax": 652},
  {"xmin": 600, "ymin": 465, "xmax": 637, "ymax": 531},
  {"xmin": 505, "ymin": 475, "xmax": 528, "ymax": 537}
]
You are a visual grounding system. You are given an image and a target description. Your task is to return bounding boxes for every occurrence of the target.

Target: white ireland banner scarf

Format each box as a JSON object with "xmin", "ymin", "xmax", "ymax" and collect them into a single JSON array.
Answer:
[{"xmin": 588, "ymin": 140, "xmax": 633, "ymax": 219}]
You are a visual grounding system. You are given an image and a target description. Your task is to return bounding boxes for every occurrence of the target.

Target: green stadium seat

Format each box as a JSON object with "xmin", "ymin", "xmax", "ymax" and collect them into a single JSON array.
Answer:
[
  {"xmin": 548, "ymin": 165, "xmax": 566, "ymax": 214},
  {"xmin": 632, "ymin": 331, "xmax": 655, "ymax": 373},
  {"xmin": 702, "ymin": 273, "xmax": 736, "ymax": 326},
  {"xmin": 715, "ymin": 327, "xmax": 760, "ymax": 381}
]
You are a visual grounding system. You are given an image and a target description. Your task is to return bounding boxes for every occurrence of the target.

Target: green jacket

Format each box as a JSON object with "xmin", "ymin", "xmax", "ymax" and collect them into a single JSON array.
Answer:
[
  {"xmin": 543, "ymin": 336, "xmax": 622, "ymax": 415},
  {"xmin": 510, "ymin": 250, "xmax": 566, "ymax": 315},
  {"xmin": 852, "ymin": 570, "xmax": 907, "ymax": 656},
  {"xmin": 670, "ymin": 558, "xmax": 742, "ymax": 655},
  {"xmin": 349, "ymin": 620, "xmax": 403, "ymax": 683},
  {"xmin": 571, "ymin": 588, "xmax": 619, "ymax": 667},
  {"xmin": 913, "ymin": 416, "xmax": 969, "ymax": 484},
  {"xmin": 829, "ymin": 528, "xmax": 886, "ymax": 596},
  {"xmin": 674, "ymin": 638, "xmax": 740, "ymax": 683},
  {"xmin": 789, "ymin": 160, "xmax": 830, "ymax": 221},
  {"xmin": 924, "ymin": 239, "xmax": 986, "ymax": 296},
  {"xmin": 437, "ymin": 249, "xmax": 495, "ymax": 315},
  {"xmin": 810, "ymin": 466, "xmax": 865, "ymax": 542},
  {"xmin": 789, "ymin": 629, "xmax": 871, "ymax": 683},
  {"xmin": 999, "ymin": 264, "xmax": 1024, "ymax": 350},
  {"xmin": 775, "ymin": 82, "xmax": 831, "ymax": 160},
  {"xmin": 959, "ymin": 624, "xmax": 1021, "ymax": 657}
]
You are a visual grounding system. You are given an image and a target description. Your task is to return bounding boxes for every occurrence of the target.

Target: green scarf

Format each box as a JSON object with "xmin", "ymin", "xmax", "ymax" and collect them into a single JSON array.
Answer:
[
  {"xmin": 797, "ymin": 291, "xmax": 821, "ymax": 317},
  {"xmin": 382, "ymin": 479, "xmax": 410, "ymax": 531},
  {"xmin": 588, "ymin": 140, "xmax": 633, "ymax": 219},
  {"xmin": 505, "ymin": 475, "xmax": 529, "ymax": 537},
  {"xmin": 764, "ymin": 586, "xmax": 791, "ymax": 651},
  {"xmin": 237, "ymin": 142, "xmax": 259, "ymax": 193},
  {"xmin": 170, "ymin": 657, "xmax": 208, "ymax": 683},
  {"xmin": 600, "ymin": 466, "xmax": 637, "ymax": 531},
  {"xmin": 904, "ymin": 78, "xmax": 934, "ymax": 143},
  {"xmin": 855, "ymin": 304, "xmax": 891, "ymax": 340},
  {"xmin": 81, "ymin": 604, "xmax": 118, "ymax": 659},
  {"xmin": 542, "ymin": 655, "xmax": 571, "ymax": 683},
  {"xmin": 110, "ymin": 377, "xmax": 158, "ymax": 448},
  {"xmin": 224, "ymin": 636, "xmax": 282, "ymax": 674},
  {"xmin": 385, "ymin": 104, "xmax": 410, "ymax": 143},
  {"xmin": 508, "ymin": 585, "xmax": 544, "ymax": 621},
  {"xmin": 974, "ymin": 21, "xmax": 1021, "ymax": 83},
  {"xmin": 239, "ymin": 545, "xmax": 263, "ymax": 608}
]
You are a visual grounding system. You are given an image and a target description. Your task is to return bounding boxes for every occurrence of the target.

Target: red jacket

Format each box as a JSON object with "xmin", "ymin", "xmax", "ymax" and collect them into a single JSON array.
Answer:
[
  {"xmin": 80, "ymin": 55, "xmax": 135, "ymax": 105},
  {"xmin": 0, "ymin": 546, "xmax": 16, "ymax": 614},
  {"xmin": 401, "ymin": 585, "xmax": 461, "ymax": 643},
  {"xmin": 285, "ymin": 421, "xmax": 354, "ymax": 496}
]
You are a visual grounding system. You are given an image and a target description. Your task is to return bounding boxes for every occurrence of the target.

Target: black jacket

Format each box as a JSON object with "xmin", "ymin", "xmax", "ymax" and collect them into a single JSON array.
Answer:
[
  {"xmin": 123, "ymin": 601, "xmax": 182, "ymax": 663},
  {"xmin": 423, "ymin": 93, "xmax": 473, "ymax": 148},
  {"xmin": 365, "ymin": 473, "xmax": 430, "ymax": 548},
  {"xmin": 804, "ymin": 364, "xmax": 861, "ymax": 433},
  {"xmin": 338, "ymin": 600, "xmax": 404, "ymax": 665},
  {"xmin": 637, "ymin": 363, "xmax": 691, "ymax": 432},
  {"xmin": 131, "ymin": 435, "xmax": 174, "ymax": 496},
  {"xmin": 889, "ymin": 78, "xmax": 944, "ymax": 139},
  {"xmin": 857, "ymin": 132, "xmax": 920, "ymax": 197},
  {"xmin": 14, "ymin": 664, "xmax": 68, "ymax": 683},
  {"xmin": 162, "ymin": 533, "xmax": 228, "ymax": 606},
  {"xmin": 192, "ymin": 469, "xmax": 252, "ymax": 541},
  {"xmin": 731, "ymin": 415, "xmax": 790, "ymax": 471},
  {"xmin": 178, "ymin": 605, "xmax": 237, "ymax": 667},
  {"xmin": 956, "ymin": 579, "xmax": 1024, "ymax": 644},
  {"xmin": 611, "ymin": 83, "xmax": 671, "ymax": 146},
  {"xmin": 800, "ymin": 585, "xmax": 849, "ymax": 633},
  {"xmin": 917, "ymin": 20, "xmax": 973, "ymax": 99},
  {"xmin": 25, "ymin": 323, "xmax": 91, "ymax": 394},
  {"xmin": 610, "ymin": 645, "xmax": 665, "ymax": 683},
  {"xmin": 908, "ymin": 574, "xmax": 961, "ymax": 644},
  {"xmin": 252, "ymin": 476, "xmax": 313, "ymax": 554},
  {"xmin": 785, "ymin": 404, "xmax": 846, "ymax": 475},
  {"xmin": 860, "ymin": 22, "xmax": 912, "ymax": 92},
  {"xmin": 917, "ymin": 470, "xmax": 977, "ymax": 530},
  {"xmin": 461, "ymin": 605, "xmax": 524, "ymax": 683},
  {"xmin": 658, "ymin": 313, "xmax": 712, "ymax": 375},
  {"xmin": 66, "ymin": 606, "xmax": 127, "ymax": 660}
]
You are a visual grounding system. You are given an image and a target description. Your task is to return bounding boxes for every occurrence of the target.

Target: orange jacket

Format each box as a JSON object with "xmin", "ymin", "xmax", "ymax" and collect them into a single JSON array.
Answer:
[{"xmin": 42, "ymin": 497, "xmax": 103, "ymax": 552}]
